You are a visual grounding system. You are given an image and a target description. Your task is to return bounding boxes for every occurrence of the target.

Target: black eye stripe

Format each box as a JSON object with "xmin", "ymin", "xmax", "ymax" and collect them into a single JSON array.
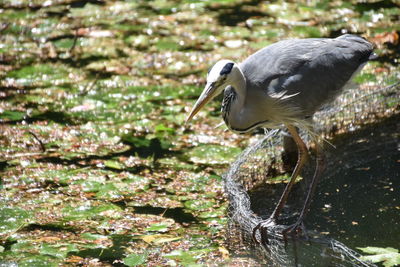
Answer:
[{"xmin": 220, "ymin": 62, "xmax": 234, "ymax": 75}]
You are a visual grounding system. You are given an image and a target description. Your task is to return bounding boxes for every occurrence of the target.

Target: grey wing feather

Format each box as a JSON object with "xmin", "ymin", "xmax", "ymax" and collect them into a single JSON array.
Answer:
[{"xmin": 240, "ymin": 34, "xmax": 374, "ymax": 116}]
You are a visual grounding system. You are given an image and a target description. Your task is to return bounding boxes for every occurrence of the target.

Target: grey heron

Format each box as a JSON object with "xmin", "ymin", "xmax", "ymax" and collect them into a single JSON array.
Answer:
[{"xmin": 185, "ymin": 34, "xmax": 375, "ymax": 245}]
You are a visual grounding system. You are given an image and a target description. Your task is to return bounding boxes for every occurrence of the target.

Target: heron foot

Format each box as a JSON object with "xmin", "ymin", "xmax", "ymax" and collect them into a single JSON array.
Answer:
[
  {"xmin": 252, "ymin": 217, "xmax": 276, "ymax": 246},
  {"xmin": 282, "ymin": 219, "xmax": 308, "ymax": 244}
]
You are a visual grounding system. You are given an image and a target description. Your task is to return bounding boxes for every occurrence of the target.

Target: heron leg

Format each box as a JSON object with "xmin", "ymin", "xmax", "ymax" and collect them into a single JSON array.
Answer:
[
  {"xmin": 252, "ymin": 218, "xmax": 275, "ymax": 246},
  {"xmin": 252, "ymin": 124, "xmax": 308, "ymax": 245},
  {"xmin": 282, "ymin": 142, "xmax": 327, "ymax": 239},
  {"xmin": 269, "ymin": 124, "xmax": 308, "ymax": 220},
  {"xmin": 282, "ymin": 132, "xmax": 298, "ymax": 172}
]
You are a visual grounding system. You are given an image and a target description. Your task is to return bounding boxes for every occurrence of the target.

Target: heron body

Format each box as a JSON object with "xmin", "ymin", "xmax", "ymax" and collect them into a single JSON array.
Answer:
[
  {"xmin": 218, "ymin": 34, "xmax": 374, "ymax": 133},
  {"xmin": 186, "ymin": 34, "xmax": 375, "ymax": 243}
]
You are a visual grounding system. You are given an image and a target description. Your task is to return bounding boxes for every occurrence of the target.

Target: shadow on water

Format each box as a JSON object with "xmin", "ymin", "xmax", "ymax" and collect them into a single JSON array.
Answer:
[
  {"xmin": 0, "ymin": 0, "xmax": 105, "ymax": 9},
  {"xmin": 248, "ymin": 115, "xmax": 399, "ymax": 266},
  {"xmin": 132, "ymin": 206, "xmax": 197, "ymax": 224},
  {"xmin": 69, "ymin": 0, "xmax": 105, "ymax": 8},
  {"xmin": 354, "ymin": 0, "xmax": 399, "ymax": 12},
  {"xmin": 206, "ymin": 0, "xmax": 268, "ymax": 26},
  {"xmin": 0, "ymin": 110, "xmax": 81, "ymax": 126},
  {"xmin": 121, "ymin": 135, "xmax": 174, "ymax": 160},
  {"xmin": 35, "ymin": 134, "xmax": 176, "ymax": 173},
  {"xmin": 0, "ymin": 124, "xmax": 180, "ymax": 175},
  {"xmin": 71, "ymin": 234, "xmax": 133, "ymax": 267}
]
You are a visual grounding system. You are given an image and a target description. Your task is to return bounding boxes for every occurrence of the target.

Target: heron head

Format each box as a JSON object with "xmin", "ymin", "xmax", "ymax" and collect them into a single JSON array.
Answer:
[{"xmin": 186, "ymin": 60, "xmax": 237, "ymax": 123}]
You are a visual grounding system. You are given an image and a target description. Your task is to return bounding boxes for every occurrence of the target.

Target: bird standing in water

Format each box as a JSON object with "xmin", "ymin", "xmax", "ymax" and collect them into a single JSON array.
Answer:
[{"xmin": 185, "ymin": 34, "xmax": 375, "ymax": 245}]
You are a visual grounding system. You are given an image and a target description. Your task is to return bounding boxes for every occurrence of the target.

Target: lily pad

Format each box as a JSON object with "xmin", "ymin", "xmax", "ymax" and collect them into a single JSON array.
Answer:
[
  {"xmin": 18, "ymin": 255, "xmax": 60, "ymax": 267},
  {"xmin": 80, "ymin": 232, "xmax": 108, "ymax": 241},
  {"xmin": 163, "ymin": 248, "xmax": 214, "ymax": 266},
  {"xmin": 79, "ymin": 233, "xmax": 110, "ymax": 249},
  {"xmin": 158, "ymin": 157, "xmax": 197, "ymax": 171},
  {"xmin": 0, "ymin": 207, "xmax": 31, "ymax": 235},
  {"xmin": 104, "ymin": 160, "xmax": 125, "ymax": 170},
  {"xmin": 11, "ymin": 241, "xmax": 36, "ymax": 253},
  {"xmin": 95, "ymin": 183, "xmax": 123, "ymax": 200},
  {"xmin": 163, "ymin": 250, "xmax": 197, "ymax": 265},
  {"xmin": 0, "ymin": 110, "xmax": 26, "ymax": 121},
  {"xmin": 187, "ymin": 144, "xmax": 241, "ymax": 165},
  {"xmin": 145, "ymin": 220, "xmax": 175, "ymax": 233},
  {"xmin": 62, "ymin": 203, "xmax": 122, "ymax": 221},
  {"xmin": 123, "ymin": 253, "xmax": 148, "ymax": 266},
  {"xmin": 184, "ymin": 199, "xmax": 216, "ymax": 211},
  {"xmin": 358, "ymin": 247, "xmax": 400, "ymax": 267},
  {"xmin": 6, "ymin": 63, "xmax": 77, "ymax": 87},
  {"xmin": 40, "ymin": 243, "xmax": 78, "ymax": 259}
]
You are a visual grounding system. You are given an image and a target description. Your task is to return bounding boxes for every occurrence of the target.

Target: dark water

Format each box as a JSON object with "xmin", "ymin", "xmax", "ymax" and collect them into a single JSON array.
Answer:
[
  {"xmin": 309, "ymin": 116, "xmax": 399, "ymax": 250},
  {"xmin": 308, "ymin": 153, "xmax": 399, "ymax": 249},
  {"xmin": 249, "ymin": 116, "xmax": 399, "ymax": 266}
]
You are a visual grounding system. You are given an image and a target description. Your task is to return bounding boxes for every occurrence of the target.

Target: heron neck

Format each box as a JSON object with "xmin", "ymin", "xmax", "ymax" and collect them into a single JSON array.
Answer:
[
  {"xmin": 231, "ymin": 68, "xmax": 246, "ymax": 107},
  {"xmin": 222, "ymin": 70, "xmax": 246, "ymax": 130}
]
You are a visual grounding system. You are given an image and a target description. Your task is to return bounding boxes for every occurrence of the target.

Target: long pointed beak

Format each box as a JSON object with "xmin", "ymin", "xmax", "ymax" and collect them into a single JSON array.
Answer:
[{"xmin": 185, "ymin": 82, "xmax": 216, "ymax": 123}]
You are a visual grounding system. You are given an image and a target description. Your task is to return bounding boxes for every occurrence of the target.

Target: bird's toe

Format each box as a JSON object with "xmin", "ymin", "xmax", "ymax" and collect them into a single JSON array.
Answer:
[
  {"xmin": 252, "ymin": 218, "xmax": 276, "ymax": 245},
  {"xmin": 282, "ymin": 220, "xmax": 308, "ymax": 243}
]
